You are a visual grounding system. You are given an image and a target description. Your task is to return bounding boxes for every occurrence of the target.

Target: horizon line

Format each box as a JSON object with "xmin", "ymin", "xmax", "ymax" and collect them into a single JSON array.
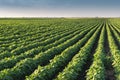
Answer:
[{"xmin": 0, "ymin": 16, "xmax": 120, "ymax": 18}]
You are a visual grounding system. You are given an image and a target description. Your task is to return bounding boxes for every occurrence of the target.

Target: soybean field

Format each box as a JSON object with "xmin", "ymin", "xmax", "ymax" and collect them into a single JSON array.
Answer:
[{"xmin": 0, "ymin": 18, "xmax": 120, "ymax": 80}]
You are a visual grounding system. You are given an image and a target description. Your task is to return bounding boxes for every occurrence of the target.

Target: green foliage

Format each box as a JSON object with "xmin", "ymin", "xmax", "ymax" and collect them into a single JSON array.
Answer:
[{"xmin": 0, "ymin": 18, "xmax": 119, "ymax": 80}]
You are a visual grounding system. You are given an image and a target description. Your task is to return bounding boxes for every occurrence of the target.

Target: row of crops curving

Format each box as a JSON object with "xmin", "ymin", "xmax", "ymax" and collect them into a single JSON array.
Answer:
[{"xmin": 0, "ymin": 18, "xmax": 119, "ymax": 80}]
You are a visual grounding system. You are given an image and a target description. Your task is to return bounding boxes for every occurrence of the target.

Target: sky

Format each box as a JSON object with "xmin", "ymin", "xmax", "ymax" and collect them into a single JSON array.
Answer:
[{"xmin": 0, "ymin": 0, "xmax": 120, "ymax": 17}]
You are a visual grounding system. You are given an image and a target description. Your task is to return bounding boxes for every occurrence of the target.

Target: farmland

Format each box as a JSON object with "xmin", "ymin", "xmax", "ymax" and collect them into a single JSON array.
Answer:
[{"xmin": 0, "ymin": 18, "xmax": 119, "ymax": 80}]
